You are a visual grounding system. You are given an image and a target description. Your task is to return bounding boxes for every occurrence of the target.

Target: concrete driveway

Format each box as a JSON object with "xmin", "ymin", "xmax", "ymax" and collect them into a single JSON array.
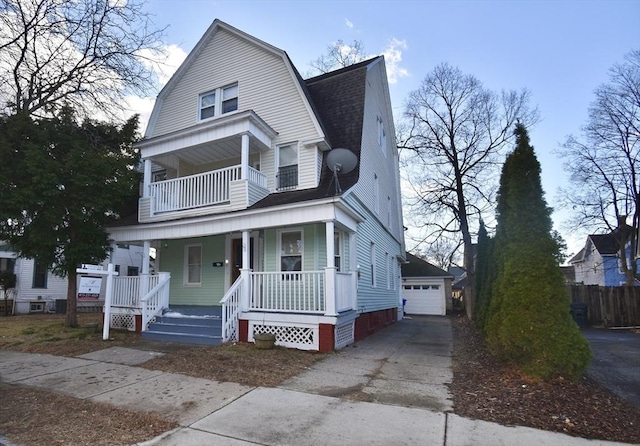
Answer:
[{"xmin": 582, "ymin": 328, "xmax": 640, "ymax": 408}]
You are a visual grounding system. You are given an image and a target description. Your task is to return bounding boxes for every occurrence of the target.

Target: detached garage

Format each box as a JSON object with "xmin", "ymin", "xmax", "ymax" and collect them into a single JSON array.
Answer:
[{"xmin": 401, "ymin": 253, "xmax": 454, "ymax": 315}]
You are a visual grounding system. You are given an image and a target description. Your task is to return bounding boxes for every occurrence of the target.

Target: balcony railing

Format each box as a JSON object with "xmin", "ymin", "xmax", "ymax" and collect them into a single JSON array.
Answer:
[{"xmin": 149, "ymin": 165, "xmax": 272, "ymax": 214}]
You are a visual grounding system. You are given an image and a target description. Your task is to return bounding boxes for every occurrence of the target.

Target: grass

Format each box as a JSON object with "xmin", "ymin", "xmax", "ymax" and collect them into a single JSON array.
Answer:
[{"xmin": 0, "ymin": 313, "xmax": 139, "ymax": 356}]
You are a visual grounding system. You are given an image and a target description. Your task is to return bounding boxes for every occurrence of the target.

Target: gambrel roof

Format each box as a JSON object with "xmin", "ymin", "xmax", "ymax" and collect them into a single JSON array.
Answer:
[{"xmin": 251, "ymin": 57, "xmax": 378, "ymax": 208}]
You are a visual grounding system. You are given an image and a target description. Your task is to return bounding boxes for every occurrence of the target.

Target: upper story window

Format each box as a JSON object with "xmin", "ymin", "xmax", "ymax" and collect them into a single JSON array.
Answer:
[
  {"xmin": 199, "ymin": 83, "xmax": 238, "ymax": 120},
  {"xmin": 277, "ymin": 143, "xmax": 298, "ymax": 190},
  {"xmin": 377, "ymin": 116, "xmax": 387, "ymax": 157},
  {"xmin": 370, "ymin": 242, "xmax": 376, "ymax": 287},
  {"xmin": 373, "ymin": 173, "xmax": 379, "ymax": 214}
]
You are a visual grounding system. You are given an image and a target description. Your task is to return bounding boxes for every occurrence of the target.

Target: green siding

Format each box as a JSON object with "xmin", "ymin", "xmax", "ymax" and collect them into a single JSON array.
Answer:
[
  {"xmin": 263, "ymin": 224, "xmax": 327, "ymax": 272},
  {"xmin": 345, "ymin": 195, "xmax": 403, "ymax": 313},
  {"xmin": 158, "ymin": 236, "xmax": 226, "ymax": 305}
]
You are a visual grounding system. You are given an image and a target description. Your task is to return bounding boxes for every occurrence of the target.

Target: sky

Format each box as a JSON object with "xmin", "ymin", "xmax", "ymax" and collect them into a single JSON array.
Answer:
[{"xmin": 132, "ymin": 0, "xmax": 640, "ymax": 258}]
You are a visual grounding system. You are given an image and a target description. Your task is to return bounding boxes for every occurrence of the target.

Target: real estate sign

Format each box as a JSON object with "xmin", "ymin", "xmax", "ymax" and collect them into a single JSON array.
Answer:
[{"xmin": 78, "ymin": 276, "xmax": 102, "ymax": 300}]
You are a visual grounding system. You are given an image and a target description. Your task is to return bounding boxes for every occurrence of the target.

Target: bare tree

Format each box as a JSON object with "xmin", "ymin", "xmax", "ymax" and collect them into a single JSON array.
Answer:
[
  {"xmin": 399, "ymin": 62, "xmax": 538, "ymax": 319},
  {"xmin": 0, "ymin": 0, "xmax": 167, "ymax": 119},
  {"xmin": 308, "ymin": 39, "xmax": 367, "ymax": 75},
  {"xmin": 558, "ymin": 50, "xmax": 639, "ymax": 285}
]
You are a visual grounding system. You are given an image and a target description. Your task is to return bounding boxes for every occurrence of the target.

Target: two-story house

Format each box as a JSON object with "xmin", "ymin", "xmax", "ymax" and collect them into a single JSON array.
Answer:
[
  {"xmin": 105, "ymin": 20, "xmax": 406, "ymax": 352},
  {"xmin": 0, "ymin": 242, "xmax": 145, "ymax": 314},
  {"xmin": 569, "ymin": 229, "xmax": 639, "ymax": 286}
]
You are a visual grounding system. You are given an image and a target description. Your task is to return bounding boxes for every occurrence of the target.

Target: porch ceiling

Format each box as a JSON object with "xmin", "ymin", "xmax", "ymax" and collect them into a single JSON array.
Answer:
[
  {"xmin": 168, "ymin": 134, "xmax": 263, "ymax": 165},
  {"xmin": 138, "ymin": 110, "xmax": 277, "ymax": 164}
]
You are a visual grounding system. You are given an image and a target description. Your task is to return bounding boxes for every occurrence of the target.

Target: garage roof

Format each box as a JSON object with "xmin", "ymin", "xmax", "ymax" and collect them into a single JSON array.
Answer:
[{"xmin": 402, "ymin": 253, "xmax": 453, "ymax": 278}]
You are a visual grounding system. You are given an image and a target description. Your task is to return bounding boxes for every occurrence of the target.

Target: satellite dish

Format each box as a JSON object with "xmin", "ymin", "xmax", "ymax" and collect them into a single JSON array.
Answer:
[{"xmin": 326, "ymin": 148, "xmax": 358, "ymax": 195}]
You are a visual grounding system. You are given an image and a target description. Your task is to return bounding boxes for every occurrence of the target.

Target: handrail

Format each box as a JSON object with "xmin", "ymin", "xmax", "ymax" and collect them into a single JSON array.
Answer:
[
  {"xmin": 220, "ymin": 275, "xmax": 243, "ymax": 342},
  {"xmin": 141, "ymin": 272, "xmax": 170, "ymax": 331}
]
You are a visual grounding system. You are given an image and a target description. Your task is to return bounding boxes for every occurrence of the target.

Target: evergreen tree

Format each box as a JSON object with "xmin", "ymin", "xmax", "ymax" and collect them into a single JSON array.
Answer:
[
  {"xmin": 485, "ymin": 124, "xmax": 591, "ymax": 380},
  {"xmin": 0, "ymin": 109, "xmax": 140, "ymax": 327},
  {"xmin": 474, "ymin": 220, "xmax": 496, "ymax": 332}
]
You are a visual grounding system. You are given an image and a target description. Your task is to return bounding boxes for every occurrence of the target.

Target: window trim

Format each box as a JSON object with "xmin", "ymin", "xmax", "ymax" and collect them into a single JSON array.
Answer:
[
  {"xmin": 278, "ymin": 228, "xmax": 303, "ymax": 272},
  {"xmin": 276, "ymin": 143, "xmax": 299, "ymax": 190},
  {"xmin": 198, "ymin": 83, "xmax": 238, "ymax": 121},
  {"xmin": 370, "ymin": 242, "xmax": 376, "ymax": 287},
  {"xmin": 334, "ymin": 231, "xmax": 342, "ymax": 271},
  {"xmin": 184, "ymin": 244, "xmax": 202, "ymax": 286},
  {"xmin": 32, "ymin": 260, "xmax": 47, "ymax": 289}
]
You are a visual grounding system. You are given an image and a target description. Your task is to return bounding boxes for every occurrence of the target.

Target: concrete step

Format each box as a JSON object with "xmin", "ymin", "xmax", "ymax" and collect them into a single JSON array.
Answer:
[
  {"xmin": 141, "ymin": 330, "xmax": 222, "ymax": 346},
  {"xmin": 148, "ymin": 320, "xmax": 221, "ymax": 336},
  {"xmin": 154, "ymin": 315, "xmax": 221, "ymax": 327}
]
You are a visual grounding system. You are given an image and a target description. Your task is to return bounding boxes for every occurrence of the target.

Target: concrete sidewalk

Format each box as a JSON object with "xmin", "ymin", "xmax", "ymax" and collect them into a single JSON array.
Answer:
[{"xmin": 0, "ymin": 317, "xmax": 632, "ymax": 446}]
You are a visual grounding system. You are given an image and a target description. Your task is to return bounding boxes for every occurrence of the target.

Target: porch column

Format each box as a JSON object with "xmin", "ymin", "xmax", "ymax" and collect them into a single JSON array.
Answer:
[
  {"xmin": 140, "ymin": 240, "xmax": 151, "ymax": 304},
  {"xmin": 142, "ymin": 241, "xmax": 151, "ymax": 275},
  {"xmin": 241, "ymin": 133, "xmax": 250, "ymax": 180},
  {"xmin": 143, "ymin": 159, "xmax": 151, "ymax": 198},
  {"xmin": 240, "ymin": 230, "xmax": 251, "ymax": 310},
  {"xmin": 325, "ymin": 221, "xmax": 337, "ymax": 316}
]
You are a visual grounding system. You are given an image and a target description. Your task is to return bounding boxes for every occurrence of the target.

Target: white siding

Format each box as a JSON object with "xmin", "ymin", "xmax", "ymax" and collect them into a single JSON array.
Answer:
[{"xmin": 149, "ymin": 28, "xmax": 320, "ymax": 154}]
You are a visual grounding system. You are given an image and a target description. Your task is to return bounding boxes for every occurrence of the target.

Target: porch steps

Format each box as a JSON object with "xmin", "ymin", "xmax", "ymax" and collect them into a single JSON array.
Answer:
[{"xmin": 141, "ymin": 306, "xmax": 223, "ymax": 346}]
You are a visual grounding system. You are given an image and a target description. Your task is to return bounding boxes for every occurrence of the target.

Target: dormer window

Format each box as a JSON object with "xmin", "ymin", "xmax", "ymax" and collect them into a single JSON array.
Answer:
[{"xmin": 199, "ymin": 83, "xmax": 238, "ymax": 120}]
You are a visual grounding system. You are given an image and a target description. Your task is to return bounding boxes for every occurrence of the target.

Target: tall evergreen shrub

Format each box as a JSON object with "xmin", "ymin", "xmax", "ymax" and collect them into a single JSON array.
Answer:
[{"xmin": 485, "ymin": 124, "xmax": 591, "ymax": 380}]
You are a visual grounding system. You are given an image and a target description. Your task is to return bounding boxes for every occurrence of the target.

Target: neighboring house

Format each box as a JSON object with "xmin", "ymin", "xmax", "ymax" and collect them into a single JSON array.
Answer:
[
  {"xmin": 106, "ymin": 20, "xmax": 406, "ymax": 352},
  {"xmin": 401, "ymin": 253, "xmax": 453, "ymax": 315},
  {"xmin": 569, "ymin": 230, "xmax": 639, "ymax": 286},
  {"xmin": 0, "ymin": 242, "xmax": 145, "ymax": 314}
]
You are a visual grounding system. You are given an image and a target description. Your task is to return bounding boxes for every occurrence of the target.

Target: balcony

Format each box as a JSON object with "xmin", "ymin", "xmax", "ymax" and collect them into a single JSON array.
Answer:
[{"xmin": 139, "ymin": 165, "xmax": 269, "ymax": 222}]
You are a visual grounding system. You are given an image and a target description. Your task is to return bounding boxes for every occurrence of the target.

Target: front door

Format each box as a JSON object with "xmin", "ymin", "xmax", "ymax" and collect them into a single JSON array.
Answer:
[{"xmin": 231, "ymin": 238, "xmax": 254, "ymax": 283}]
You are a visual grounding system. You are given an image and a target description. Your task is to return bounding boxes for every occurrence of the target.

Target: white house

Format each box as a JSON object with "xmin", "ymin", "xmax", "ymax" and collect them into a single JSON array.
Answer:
[
  {"xmin": 0, "ymin": 242, "xmax": 145, "ymax": 314},
  {"xmin": 105, "ymin": 20, "xmax": 406, "ymax": 352}
]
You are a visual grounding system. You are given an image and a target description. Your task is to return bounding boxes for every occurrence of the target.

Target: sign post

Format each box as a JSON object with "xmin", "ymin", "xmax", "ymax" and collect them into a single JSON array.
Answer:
[{"xmin": 76, "ymin": 263, "xmax": 118, "ymax": 340}]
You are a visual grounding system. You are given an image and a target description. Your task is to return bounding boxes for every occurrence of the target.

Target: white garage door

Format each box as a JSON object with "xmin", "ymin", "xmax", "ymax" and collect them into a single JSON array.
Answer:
[{"xmin": 403, "ymin": 283, "xmax": 445, "ymax": 315}]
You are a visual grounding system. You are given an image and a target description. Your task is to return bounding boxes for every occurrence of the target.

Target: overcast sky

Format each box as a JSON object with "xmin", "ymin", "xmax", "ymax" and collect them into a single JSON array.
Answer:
[{"xmin": 131, "ymin": 0, "xmax": 640, "ymax": 256}]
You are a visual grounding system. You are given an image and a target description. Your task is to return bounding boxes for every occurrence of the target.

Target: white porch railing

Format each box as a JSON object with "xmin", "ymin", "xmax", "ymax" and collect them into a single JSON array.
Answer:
[
  {"xmin": 112, "ymin": 275, "xmax": 161, "ymax": 309},
  {"xmin": 247, "ymin": 166, "xmax": 267, "ymax": 189},
  {"xmin": 141, "ymin": 272, "xmax": 170, "ymax": 331},
  {"xmin": 149, "ymin": 166, "xmax": 242, "ymax": 213},
  {"xmin": 249, "ymin": 271, "xmax": 326, "ymax": 313},
  {"xmin": 220, "ymin": 275, "xmax": 243, "ymax": 342},
  {"xmin": 336, "ymin": 272, "xmax": 357, "ymax": 313}
]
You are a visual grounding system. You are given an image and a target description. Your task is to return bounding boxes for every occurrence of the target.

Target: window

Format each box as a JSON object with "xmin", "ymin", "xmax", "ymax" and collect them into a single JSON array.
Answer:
[
  {"xmin": 127, "ymin": 266, "xmax": 139, "ymax": 277},
  {"xmin": 277, "ymin": 144, "xmax": 298, "ymax": 190},
  {"xmin": 334, "ymin": 231, "xmax": 341, "ymax": 271},
  {"xmin": 222, "ymin": 84, "xmax": 238, "ymax": 113},
  {"xmin": 32, "ymin": 260, "xmax": 47, "ymax": 288},
  {"xmin": 0, "ymin": 258, "xmax": 15, "ymax": 272},
  {"xmin": 199, "ymin": 83, "xmax": 238, "ymax": 120},
  {"xmin": 370, "ymin": 242, "xmax": 376, "ymax": 287},
  {"xmin": 377, "ymin": 116, "xmax": 387, "ymax": 156},
  {"xmin": 200, "ymin": 91, "xmax": 216, "ymax": 119},
  {"xmin": 185, "ymin": 244, "xmax": 202, "ymax": 285},
  {"xmin": 152, "ymin": 170, "xmax": 167, "ymax": 183},
  {"xmin": 373, "ymin": 174, "xmax": 379, "ymax": 214},
  {"xmin": 280, "ymin": 230, "xmax": 302, "ymax": 271},
  {"xmin": 386, "ymin": 252, "xmax": 391, "ymax": 290}
]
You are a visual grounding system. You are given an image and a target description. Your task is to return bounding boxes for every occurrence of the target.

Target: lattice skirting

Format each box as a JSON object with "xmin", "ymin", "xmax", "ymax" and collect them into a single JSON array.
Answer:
[
  {"xmin": 110, "ymin": 313, "xmax": 136, "ymax": 331},
  {"xmin": 250, "ymin": 321, "xmax": 318, "ymax": 351},
  {"xmin": 335, "ymin": 321, "xmax": 355, "ymax": 349}
]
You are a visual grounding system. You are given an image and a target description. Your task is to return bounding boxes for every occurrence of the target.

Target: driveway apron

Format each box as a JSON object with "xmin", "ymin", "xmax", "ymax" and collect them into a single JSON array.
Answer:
[{"xmin": 280, "ymin": 315, "xmax": 454, "ymax": 412}]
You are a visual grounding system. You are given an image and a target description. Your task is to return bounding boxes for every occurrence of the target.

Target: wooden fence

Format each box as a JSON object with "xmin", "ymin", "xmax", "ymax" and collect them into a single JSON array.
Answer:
[{"xmin": 566, "ymin": 285, "xmax": 640, "ymax": 327}]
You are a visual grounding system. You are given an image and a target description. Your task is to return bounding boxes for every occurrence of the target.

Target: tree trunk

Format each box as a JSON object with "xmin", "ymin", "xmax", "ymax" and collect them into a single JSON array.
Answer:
[{"xmin": 65, "ymin": 270, "xmax": 78, "ymax": 327}]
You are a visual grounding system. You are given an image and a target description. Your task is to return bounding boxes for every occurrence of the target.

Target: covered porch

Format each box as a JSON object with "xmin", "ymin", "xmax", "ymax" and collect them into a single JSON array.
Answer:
[{"xmin": 106, "ymin": 219, "xmax": 360, "ymax": 351}]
